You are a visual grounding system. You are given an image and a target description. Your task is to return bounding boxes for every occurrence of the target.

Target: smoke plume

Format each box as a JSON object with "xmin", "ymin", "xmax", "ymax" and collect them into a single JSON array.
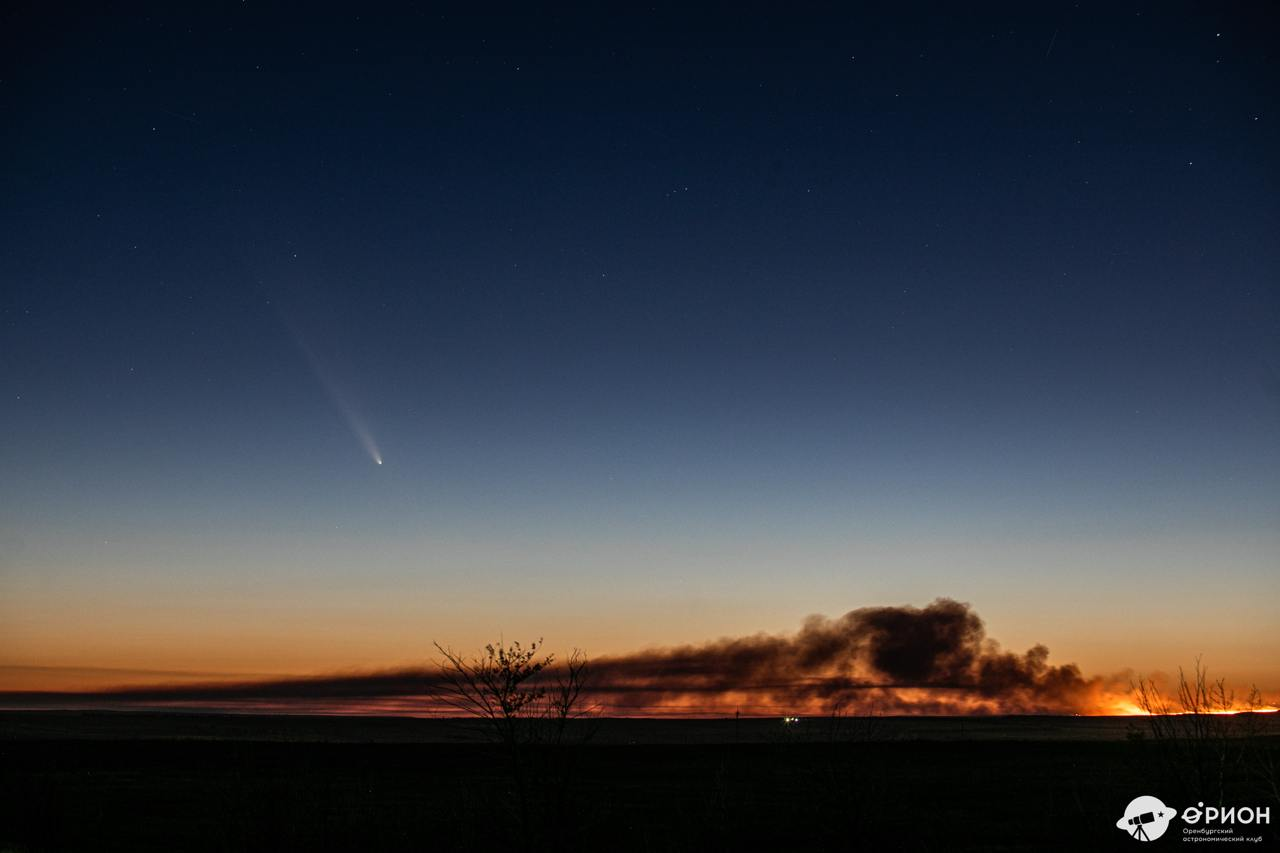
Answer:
[
  {"xmin": 0, "ymin": 599, "xmax": 1117, "ymax": 715},
  {"xmin": 583, "ymin": 598, "xmax": 1105, "ymax": 714}
]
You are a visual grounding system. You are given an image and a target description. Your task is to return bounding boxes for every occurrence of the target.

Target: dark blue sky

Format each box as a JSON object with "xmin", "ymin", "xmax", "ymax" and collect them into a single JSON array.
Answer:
[{"xmin": 2, "ymin": 4, "xmax": 1277, "ymax": 682}]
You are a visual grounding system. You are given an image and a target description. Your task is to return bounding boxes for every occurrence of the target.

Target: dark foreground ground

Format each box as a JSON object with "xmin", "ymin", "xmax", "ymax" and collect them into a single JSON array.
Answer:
[{"xmin": 2, "ymin": 712, "xmax": 1278, "ymax": 851}]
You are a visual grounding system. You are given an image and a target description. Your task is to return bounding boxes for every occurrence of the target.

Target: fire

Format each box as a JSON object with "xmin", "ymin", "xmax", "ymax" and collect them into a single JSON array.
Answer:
[
  {"xmin": 1100, "ymin": 699, "xmax": 1148, "ymax": 717},
  {"xmin": 1198, "ymin": 706, "xmax": 1280, "ymax": 716},
  {"xmin": 1097, "ymin": 699, "xmax": 1280, "ymax": 717}
]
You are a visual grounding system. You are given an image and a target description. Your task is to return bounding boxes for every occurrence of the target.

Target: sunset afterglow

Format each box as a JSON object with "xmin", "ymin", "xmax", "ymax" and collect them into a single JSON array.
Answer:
[{"xmin": 3, "ymin": 6, "xmax": 1279, "ymax": 849}]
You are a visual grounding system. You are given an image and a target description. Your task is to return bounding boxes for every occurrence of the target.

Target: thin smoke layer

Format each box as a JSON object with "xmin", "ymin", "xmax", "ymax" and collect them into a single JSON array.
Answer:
[{"xmin": 0, "ymin": 600, "xmax": 1128, "ymax": 715}]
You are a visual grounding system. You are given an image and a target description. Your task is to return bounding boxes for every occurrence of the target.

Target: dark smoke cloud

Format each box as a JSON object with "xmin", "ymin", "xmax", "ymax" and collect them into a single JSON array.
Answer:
[
  {"xmin": 582, "ymin": 598, "xmax": 1102, "ymax": 714},
  {"xmin": 0, "ymin": 599, "xmax": 1111, "ymax": 715}
]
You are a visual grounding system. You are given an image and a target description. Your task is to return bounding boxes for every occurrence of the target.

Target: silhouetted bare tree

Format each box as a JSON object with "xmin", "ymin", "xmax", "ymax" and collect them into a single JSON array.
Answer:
[
  {"xmin": 433, "ymin": 638, "xmax": 594, "ymax": 849},
  {"xmin": 434, "ymin": 639, "xmax": 593, "ymax": 745},
  {"xmin": 1132, "ymin": 657, "xmax": 1273, "ymax": 807}
]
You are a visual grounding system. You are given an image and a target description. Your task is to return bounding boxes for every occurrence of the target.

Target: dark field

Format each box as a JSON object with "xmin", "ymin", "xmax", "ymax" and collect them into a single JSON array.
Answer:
[{"xmin": 3, "ymin": 712, "xmax": 1278, "ymax": 851}]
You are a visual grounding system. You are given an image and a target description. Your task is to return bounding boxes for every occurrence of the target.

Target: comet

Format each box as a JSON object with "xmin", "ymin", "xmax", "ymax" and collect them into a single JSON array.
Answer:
[{"xmin": 279, "ymin": 313, "xmax": 384, "ymax": 467}]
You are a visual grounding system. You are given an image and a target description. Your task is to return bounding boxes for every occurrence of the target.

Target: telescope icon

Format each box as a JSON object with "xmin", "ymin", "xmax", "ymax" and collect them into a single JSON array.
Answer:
[{"xmin": 1116, "ymin": 796, "xmax": 1177, "ymax": 841}]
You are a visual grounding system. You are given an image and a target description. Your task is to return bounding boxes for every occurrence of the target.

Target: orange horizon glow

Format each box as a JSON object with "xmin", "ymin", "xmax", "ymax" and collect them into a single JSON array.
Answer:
[
  {"xmin": 2, "ymin": 672, "xmax": 1277, "ymax": 719},
  {"xmin": 2, "ymin": 697, "xmax": 1277, "ymax": 718},
  {"xmin": 5, "ymin": 598, "xmax": 1277, "ymax": 721}
]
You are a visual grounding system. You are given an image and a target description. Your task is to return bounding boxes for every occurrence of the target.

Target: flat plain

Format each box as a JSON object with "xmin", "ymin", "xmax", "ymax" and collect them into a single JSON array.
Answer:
[{"xmin": 3, "ymin": 712, "xmax": 1278, "ymax": 851}]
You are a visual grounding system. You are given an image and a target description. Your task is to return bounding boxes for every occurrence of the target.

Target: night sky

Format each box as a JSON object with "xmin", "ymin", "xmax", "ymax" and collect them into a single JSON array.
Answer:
[{"xmin": 2, "ymin": 4, "xmax": 1277, "ymax": 694}]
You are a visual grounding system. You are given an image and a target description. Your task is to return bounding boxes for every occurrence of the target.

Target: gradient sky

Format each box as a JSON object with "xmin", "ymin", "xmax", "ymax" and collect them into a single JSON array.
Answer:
[{"xmin": 2, "ymin": 4, "xmax": 1277, "ymax": 695}]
